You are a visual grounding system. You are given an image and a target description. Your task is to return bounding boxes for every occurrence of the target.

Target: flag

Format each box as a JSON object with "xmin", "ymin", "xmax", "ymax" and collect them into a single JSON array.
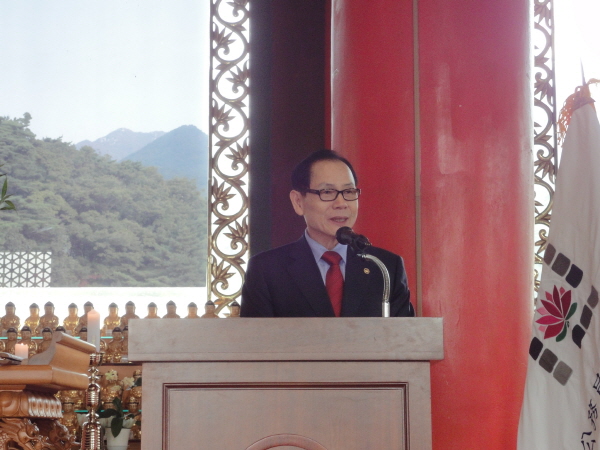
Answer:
[{"xmin": 518, "ymin": 87, "xmax": 600, "ymax": 449}]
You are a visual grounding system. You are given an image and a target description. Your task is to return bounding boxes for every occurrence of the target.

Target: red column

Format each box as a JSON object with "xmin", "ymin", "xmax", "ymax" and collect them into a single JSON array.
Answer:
[
  {"xmin": 331, "ymin": 0, "xmax": 533, "ymax": 448},
  {"xmin": 331, "ymin": 0, "xmax": 417, "ymax": 292}
]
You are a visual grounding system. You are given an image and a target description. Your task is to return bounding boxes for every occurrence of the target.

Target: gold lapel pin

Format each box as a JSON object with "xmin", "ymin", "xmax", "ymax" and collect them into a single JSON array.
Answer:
[{"xmin": 363, "ymin": 268, "xmax": 370, "ymax": 274}]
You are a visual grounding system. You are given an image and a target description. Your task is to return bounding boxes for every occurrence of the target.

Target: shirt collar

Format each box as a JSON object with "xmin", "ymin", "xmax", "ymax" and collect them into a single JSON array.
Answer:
[{"xmin": 304, "ymin": 229, "xmax": 348, "ymax": 263}]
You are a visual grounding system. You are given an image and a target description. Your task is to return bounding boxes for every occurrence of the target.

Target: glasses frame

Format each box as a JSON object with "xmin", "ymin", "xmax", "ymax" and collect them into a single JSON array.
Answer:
[{"xmin": 304, "ymin": 188, "xmax": 361, "ymax": 202}]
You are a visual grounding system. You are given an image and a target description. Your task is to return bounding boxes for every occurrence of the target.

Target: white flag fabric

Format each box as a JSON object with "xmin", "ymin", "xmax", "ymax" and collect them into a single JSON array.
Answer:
[{"xmin": 518, "ymin": 100, "xmax": 600, "ymax": 450}]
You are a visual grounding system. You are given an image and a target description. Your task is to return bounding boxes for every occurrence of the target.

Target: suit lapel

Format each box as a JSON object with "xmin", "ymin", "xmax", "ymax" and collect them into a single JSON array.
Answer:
[
  {"xmin": 341, "ymin": 247, "xmax": 373, "ymax": 316},
  {"xmin": 287, "ymin": 236, "xmax": 335, "ymax": 316}
]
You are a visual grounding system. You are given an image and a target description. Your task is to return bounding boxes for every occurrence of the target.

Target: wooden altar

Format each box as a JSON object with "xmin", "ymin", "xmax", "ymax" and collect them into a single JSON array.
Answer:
[
  {"xmin": 129, "ymin": 317, "xmax": 443, "ymax": 450},
  {"xmin": 0, "ymin": 332, "xmax": 95, "ymax": 450}
]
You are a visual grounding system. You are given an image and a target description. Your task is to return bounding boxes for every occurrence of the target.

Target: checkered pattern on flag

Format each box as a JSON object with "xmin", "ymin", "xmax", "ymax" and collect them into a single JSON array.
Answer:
[{"xmin": 518, "ymin": 97, "xmax": 600, "ymax": 449}]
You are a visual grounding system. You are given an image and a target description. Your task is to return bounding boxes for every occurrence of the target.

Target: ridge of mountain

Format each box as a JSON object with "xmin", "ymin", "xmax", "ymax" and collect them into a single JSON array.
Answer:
[
  {"xmin": 76, "ymin": 128, "xmax": 165, "ymax": 161},
  {"xmin": 123, "ymin": 125, "xmax": 209, "ymax": 192}
]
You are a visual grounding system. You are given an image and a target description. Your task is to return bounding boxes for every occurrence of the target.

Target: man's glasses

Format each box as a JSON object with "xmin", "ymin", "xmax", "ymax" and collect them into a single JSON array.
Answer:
[{"xmin": 305, "ymin": 188, "xmax": 361, "ymax": 202}]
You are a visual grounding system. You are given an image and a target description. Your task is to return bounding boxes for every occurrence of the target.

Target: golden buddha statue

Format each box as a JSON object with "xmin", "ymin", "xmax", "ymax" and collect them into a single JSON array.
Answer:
[
  {"xmin": 19, "ymin": 326, "xmax": 37, "ymax": 357},
  {"xmin": 185, "ymin": 302, "xmax": 200, "ymax": 319},
  {"xmin": 77, "ymin": 327, "xmax": 106, "ymax": 352},
  {"xmin": 78, "ymin": 327, "xmax": 88, "ymax": 342},
  {"xmin": 75, "ymin": 301, "xmax": 94, "ymax": 334},
  {"xmin": 228, "ymin": 300, "xmax": 241, "ymax": 318},
  {"xmin": 59, "ymin": 390, "xmax": 86, "ymax": 411},
  {"xmin": 121, "ymin": 326, "xmax": 129, "ymax": 356},
  {"xmin": 60, "ymin": 402, "xmax": 79, "ymax": 438},
  {"xmin": 120, "ymin": 301, "xmax": 139, "ymax": 328},
  {"xmin": 63, "ymin": 303, "xmax": 79, "ymax": 335},
  {"xmin": 102, "ymin": 303, "xmax": 121, "ymax": 335},
  {"xmin": 101, "ymin": 370, "xmax": 123, "ymax": 409},
  {"xmin": 4, "ymin": 328, "xmax": 18, "ymax": 354},
  {"xmin": 1, "ymin": 302, "xmax": 20, "ymax": 336},
  {"xmin": 105, "ymin": 327, "xmax": 124, "ymax": 363},
  {"xmin": 128, "ymin": 401, "xmax": 142, "ymax": 440},
  {"xmin": 24, "ymin": 303, "xmax": 40, "ymax": 334},
  {"xmin": 130, "ymin": 369, "xmax": 142, "ymax": 408},
  {"xmin": 162, "ymin": 301, "xmax": 180, "ymax": 319},
  {"xmin": 35, "ymin": 302, "xmax": 59, "ymax": 336},
  {"xmin": 201, "ymin": 300, "xmax": 219, "ymax": 319},
  {"xmin": 144, "ymin": 302, "xmax": 160, "ymax": 319},
  {"xmin": 37, "ymin": 328, "xmax": 53, "ymax": 353}
]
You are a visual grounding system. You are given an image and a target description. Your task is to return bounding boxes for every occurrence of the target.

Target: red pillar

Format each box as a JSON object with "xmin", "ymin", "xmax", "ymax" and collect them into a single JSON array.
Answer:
[
  {"xmin": 331, "ymin": 0, "xmax": 533, "ymax": 448},
  {"xmin": 331, "ymin": 0, "xmax": 417, "ymax": 293}
]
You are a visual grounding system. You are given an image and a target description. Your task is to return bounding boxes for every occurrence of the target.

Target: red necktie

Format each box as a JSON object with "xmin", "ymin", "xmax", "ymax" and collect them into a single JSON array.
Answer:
[{"xmin": 321, "ymin": 251, "xmax": 344, "ymax": 317}]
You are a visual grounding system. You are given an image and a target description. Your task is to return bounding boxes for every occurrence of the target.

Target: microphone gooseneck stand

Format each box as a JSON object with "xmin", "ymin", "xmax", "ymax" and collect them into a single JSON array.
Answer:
[
  {"xmin": 335, "ymin": 227, "xmax": 391, "ymax": 318},
  {"xmin": 358, "ymin": 252, "xmax": 391, "ymax": 317}
]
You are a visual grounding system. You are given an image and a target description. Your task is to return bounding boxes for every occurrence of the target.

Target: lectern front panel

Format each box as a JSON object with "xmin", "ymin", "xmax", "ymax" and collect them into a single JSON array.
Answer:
[
  {"xmin": 142, "ymin": 361, "xmax": 433, "ymax": 450},
  {"xmin": 167, "ymin": 385, "xmax": 406, "ymax": 449}
]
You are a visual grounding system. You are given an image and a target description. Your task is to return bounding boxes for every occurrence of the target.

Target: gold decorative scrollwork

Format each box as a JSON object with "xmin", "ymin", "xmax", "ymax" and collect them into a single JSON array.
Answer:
[
  {"xmin": 208, "ymin": 0, "xmax": 250, "ymax": 312},
  {"xmin": 533, "ymin": 0, "xmax": 557, "ymax": 295}
]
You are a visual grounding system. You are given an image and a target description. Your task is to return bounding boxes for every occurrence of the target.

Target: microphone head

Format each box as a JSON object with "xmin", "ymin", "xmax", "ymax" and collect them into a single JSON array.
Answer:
[
  {"xmin": 355, "ymin": 234, "xmax": 372, "ymax": 251},
  {"xmin": 336, "ymin": 226, "xmax": 354, "ymax": 245}
]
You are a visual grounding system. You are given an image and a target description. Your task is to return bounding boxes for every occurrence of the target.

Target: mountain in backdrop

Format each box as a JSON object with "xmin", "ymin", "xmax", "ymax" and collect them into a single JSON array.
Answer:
[
  {"xmin": 123, "ymin": 125, "xmax": 209, "ymax": 192},
  {"xmin": 76, "ymin": 128, "xmax": 165, "ymax": 161}
]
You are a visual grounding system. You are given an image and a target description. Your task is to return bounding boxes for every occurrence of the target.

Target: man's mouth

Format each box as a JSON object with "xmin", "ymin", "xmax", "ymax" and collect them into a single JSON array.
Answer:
[{"xmin": 330, "ymin": 217, "xmax": 348, "ymax": 223}]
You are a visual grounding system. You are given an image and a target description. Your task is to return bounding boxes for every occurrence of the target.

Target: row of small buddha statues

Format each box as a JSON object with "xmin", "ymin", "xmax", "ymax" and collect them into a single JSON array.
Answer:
[
  {"xmin": 0, "ymin": 324, "xmax": 131, "ymax": 360},
  {"xmin": 0, "ymin": 299, "xmax": 241, "ymax": 337},
  {"xmin": 58, "ymin": 369, "xmax": 143, "ymax": 441}
]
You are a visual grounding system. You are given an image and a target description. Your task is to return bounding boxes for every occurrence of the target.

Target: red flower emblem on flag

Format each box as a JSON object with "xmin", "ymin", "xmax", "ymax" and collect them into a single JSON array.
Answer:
[{"xmin": 535, "ymin": 286, "xmax": 577, "ymax": 342}]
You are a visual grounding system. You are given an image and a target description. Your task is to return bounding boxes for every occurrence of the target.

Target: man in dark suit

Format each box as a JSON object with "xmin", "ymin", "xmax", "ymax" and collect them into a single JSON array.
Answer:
[{"xmin": 240, "ymin": 149, "xmax": 414, "ymax": 317}]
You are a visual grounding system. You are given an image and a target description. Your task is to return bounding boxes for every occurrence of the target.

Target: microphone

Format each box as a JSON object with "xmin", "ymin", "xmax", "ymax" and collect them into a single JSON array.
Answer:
[{"xmin": 336, "ymin": 226, "xmax": 371, "ymax": 252}]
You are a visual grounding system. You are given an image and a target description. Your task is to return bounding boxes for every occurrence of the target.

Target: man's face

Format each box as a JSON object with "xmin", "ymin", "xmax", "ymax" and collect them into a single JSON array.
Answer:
[
  {"xmin": 7, "ymin": 332, "xmax": 16, "ymax": 341},
  {"xmin": 43, "ymin": 331, "xmax": 52, "ymax": 341},
  {"xmin": 22, "ymin": 330, "xmax": 31, "ymax": 339},
  {"xmin": 84, "ymin": 305, "xmax": 92, "ymax": 313},
  {"xmin": 30, "ymin": 307, "xmax": 39, "ymax": 316},
  {"xmin": 290, "ymin": 159, "xmax": 358, "ymax": 249},
  {"xmin": 6, "ymin": 306, "xmax": 14, "ymax": 314},
  {"xmin": 44, "ymin": 305, "xmax": 53, "ymax": 315},
  {"xmin": 189, "ymin": 307, "xmax": 198, "ymax": 315},
  {"xmin": 113, "ymin": 331, "xmax": 122, "ymax": 340},
  {"xmin": 69, "ymin": 307, "xmax": 77, "ymax": 316},
  {"xmin": 126, "ymin": 305, "xmax": 135, "ymax": 314},
  {"xmin": 109, "ymin": 306, "xmax": 117, "ymax": 315}
]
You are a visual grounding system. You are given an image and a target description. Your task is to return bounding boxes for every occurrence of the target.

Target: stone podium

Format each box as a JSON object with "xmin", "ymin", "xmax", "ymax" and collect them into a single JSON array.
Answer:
[{"xmin": 129, "ymin": 317, "xmax": 443, "ymax": 450}]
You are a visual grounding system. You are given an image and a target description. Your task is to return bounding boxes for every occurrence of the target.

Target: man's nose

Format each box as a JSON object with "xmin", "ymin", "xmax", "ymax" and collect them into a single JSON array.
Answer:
[{"xmin": 332, "ymin": 193, "xmax": 348, "ymax": 207}]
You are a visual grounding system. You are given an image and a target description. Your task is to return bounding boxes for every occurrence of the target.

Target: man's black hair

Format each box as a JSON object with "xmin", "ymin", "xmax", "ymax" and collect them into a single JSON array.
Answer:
[{"xmin": 291, "ymin": 149, "xmax": 358, "ymax": 192}]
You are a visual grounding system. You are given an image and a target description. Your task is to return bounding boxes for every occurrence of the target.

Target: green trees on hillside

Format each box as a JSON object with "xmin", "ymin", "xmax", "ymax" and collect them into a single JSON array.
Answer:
[
  {"xmin": 0, "ymin": 114, "xmax": 207, "ymax": 287},
  {"xmin": 0, "ymin": 164, "xmax": 15, "ymax": 211}
]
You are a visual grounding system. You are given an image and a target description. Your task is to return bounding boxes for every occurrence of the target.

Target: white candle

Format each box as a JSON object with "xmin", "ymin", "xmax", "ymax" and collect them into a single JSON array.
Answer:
[
  {"xmin": 88, "ymin": 309, "xmax": 101, "ymax": 352},
  {"xmin": 15, "ymin": 343, "xmax": 28, "ymax": 360}
]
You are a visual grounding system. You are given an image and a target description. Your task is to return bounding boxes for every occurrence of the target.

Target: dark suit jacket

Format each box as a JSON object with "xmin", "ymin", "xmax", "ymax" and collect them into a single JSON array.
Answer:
[{"xmin": 240, "ymin": 236, "xmax": 414, "ymax": 317}]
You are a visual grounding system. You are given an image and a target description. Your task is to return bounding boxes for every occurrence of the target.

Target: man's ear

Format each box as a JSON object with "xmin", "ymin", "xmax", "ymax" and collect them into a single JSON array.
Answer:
[{"xmin": 289, "ymin": 190, "xmax": 304, "ymax": 216}]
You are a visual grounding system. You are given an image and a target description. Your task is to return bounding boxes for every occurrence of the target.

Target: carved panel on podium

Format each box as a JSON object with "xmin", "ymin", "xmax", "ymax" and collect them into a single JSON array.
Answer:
[
  {"xmin": 246, "ymin": 433, "xmax": 329, "ymax": 450},
  {"xmin": 164, "ymin": 382, "xmax": 409, "ymax": 450}
]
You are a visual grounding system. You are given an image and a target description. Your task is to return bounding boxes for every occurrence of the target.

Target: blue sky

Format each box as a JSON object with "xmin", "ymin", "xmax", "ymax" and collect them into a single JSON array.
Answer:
[{"xmin": 0, "ymin": 0, "xmax": 210, "ymax": 143}]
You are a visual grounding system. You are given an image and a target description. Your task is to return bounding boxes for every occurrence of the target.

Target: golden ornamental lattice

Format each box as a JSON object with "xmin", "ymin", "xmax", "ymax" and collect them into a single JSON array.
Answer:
[
  {"xmin": 208, "ymin": 0, "xmax": 250, "ymax": 312},
  {"xmin": 533, "ymin": 0, "xmax": 558, "ymax": 294}
]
